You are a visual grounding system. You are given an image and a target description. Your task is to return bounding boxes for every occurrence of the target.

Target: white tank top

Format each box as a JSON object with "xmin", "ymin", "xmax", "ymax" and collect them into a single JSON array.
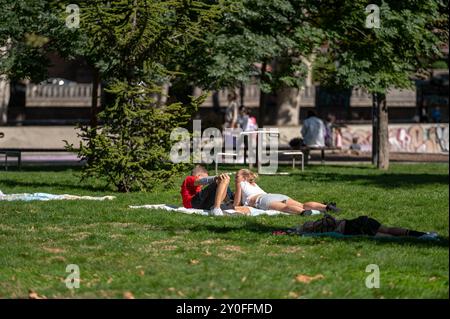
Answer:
[{"xmin": 240, "ymin": 181, "xmax": 266, "ymax": 205}]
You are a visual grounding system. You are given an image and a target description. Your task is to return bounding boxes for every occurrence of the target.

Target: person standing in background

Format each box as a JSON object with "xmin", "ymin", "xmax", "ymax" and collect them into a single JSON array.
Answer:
[
  {"xmin": 224, "ymin": 90, "xmax": 239, "ymax": 129},
  {"xmin": 324, "ymin": 114, "xmax": 336, "ymax": 147},
  {"xmin": 223, "ymin": 90, "xmax": 240, "ymax": 150}
]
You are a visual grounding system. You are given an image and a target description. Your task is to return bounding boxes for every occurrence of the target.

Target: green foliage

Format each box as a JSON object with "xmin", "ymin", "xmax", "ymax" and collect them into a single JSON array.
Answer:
[
  {"xmin": 431, "ymin": 60, "xmax": 448, "ymax": 69},
  {"xmin": 182, "ymin": 0, "xmax": 326, "ymax": 91},
  {"xmin": 1, "ymin": 1, "xmax": 220, "ymax": 193},
  {"xmin": 318, "ymin": 0, "xmax": 449, "ymax": 94},
  {"xmin": 0, "ymin": 0, "xmax": 81, "ymax": 82},
  {"xmin": 67, "ymin": 81, "xmax": 204, "ymax": 192},
  {"xmin": 71, "ymin": 0, "xmax": 223, "ymax": 82}
]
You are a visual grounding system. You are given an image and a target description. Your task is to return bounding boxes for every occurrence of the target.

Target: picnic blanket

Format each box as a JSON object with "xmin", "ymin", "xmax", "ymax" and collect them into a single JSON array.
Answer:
[
  {"xmin": 0, "ymin": 190, "xmax": 115, "ymax": 201},
  {"xmin": 273, "ymin": 229, "xmax": 441, "ymax": 241},
  {"xmin": 128, "ymin": 204, "xmax": 296, "ymax": 216}
]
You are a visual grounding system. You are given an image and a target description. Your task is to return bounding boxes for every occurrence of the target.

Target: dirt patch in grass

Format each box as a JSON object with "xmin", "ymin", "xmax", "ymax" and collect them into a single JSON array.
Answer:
[
  {"xmin": 42, "ymin": 247, "xmax": 66, "ymax": 254},
  {"xmin": 223, "ymin": 245, "xmax": 245, "ymax": 253},
  {"xmin": 69, "ymin": 232, "xmax": 91, "ymax": 241}
]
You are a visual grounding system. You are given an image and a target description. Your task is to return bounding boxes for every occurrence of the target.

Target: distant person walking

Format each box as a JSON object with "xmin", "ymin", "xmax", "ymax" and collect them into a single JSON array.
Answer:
[{"xmin": 301, "ymin": 110, "xmax": 326, "ymax": 147}]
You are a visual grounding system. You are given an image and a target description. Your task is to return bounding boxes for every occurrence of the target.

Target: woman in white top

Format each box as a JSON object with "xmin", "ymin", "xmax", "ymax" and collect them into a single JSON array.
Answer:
[{"xmin": 233, "ymin": 169, "xmax": 340, "ymax": 215}]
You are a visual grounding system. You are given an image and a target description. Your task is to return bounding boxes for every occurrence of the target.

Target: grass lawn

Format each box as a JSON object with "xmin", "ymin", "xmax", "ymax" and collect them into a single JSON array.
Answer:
[{"xmin": 0, "ymin": 163, "xmax": 448, "ymax": 299}]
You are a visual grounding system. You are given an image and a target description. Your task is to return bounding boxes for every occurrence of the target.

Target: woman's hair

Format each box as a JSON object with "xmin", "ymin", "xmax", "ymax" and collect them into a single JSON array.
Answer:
[
  {"xmin": 227, "ymin": 90, "xmax": 238, "ymax": 101},
  {"xmin": 238, "ymin": 169, "xmax": 258, "ymax": 183}
]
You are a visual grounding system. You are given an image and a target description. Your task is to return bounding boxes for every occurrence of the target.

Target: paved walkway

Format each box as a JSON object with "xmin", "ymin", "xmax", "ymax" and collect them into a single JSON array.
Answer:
[{"xmin": 1, "ymin": 151, "xmax": 447, "ymax": 169}]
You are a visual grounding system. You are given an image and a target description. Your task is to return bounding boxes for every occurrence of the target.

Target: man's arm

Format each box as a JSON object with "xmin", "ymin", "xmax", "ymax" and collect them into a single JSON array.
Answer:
[{"xmin": 194, "ymin": 176, "xmax": 216, "ymax": 186}]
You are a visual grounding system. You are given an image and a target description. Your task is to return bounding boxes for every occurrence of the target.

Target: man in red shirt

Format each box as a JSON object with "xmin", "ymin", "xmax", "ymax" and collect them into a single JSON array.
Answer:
[{"xmin": 181, "ymin": 165, "xmax": 231, "ymax": 216}]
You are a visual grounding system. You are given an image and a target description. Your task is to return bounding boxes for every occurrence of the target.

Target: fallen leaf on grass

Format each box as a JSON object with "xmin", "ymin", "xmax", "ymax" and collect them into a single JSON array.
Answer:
[
  {"xmin": 288, "ymin": 291, "xmax": 300, "ymax": 298},
  {"xmin": 295, "ymin": 274, "xmax": 325, "ymax": 284},
  {"xmin": 28, "ymin": 290, "xmax": 46, "ymax": 299},
  {"xmin": 190, "ymin": 259, "xmax": 200, "ymax": 265},
  {"xmin": 123, "ymin": 291, "xmax": 135, "ymax": 299}
]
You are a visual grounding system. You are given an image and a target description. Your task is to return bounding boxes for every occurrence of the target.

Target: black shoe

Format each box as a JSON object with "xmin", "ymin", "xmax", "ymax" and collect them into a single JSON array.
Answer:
[{"xmin": 325, "ymin": 203, "xmax": 340, "ymax": 213}]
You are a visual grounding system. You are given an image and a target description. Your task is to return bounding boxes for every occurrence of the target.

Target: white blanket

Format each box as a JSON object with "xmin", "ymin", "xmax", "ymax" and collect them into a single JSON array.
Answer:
[
  {"xmin": 0, "ymin": 190, "xmax": 115, "ymax": 201},
  {"xmin": 128, "ymin": 204, "xmax": 288, "ymax": 216}
]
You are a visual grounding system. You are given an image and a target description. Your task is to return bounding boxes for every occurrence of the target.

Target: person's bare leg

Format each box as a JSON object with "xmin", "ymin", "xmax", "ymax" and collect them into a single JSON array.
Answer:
[
  {"xmin": 377, "ymin": 225, "xmax": 426, "ymax": 237},
  {"xmin": 286, "ymin": 199, "xmax": 327, "ymax": 212},
  {"xmin": 303, "ymin": 201, "xmax": 327, "ymax": 211},
  {"xmin": 213, "ymin": 174, "xmax": 230, "ymax": 208},
  {"xmin": 269, "ymin": 201, "xmax": 304, "ymax": 215},
  {"xmin": 286, "ymin": 199, "xmax": 304, "ymax": 210}
]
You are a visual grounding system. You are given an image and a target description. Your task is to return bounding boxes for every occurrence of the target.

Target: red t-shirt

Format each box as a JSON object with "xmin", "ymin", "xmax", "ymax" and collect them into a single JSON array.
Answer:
[{"xmin": 180, "ymin": 175, "xmax": 202, "ymax": 208}]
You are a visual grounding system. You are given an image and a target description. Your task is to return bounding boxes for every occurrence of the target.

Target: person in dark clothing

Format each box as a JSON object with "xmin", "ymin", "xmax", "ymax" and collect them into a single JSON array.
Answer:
[{"xmin": 285, "ymin": 214, "xmax": 438, "ymax": 239}]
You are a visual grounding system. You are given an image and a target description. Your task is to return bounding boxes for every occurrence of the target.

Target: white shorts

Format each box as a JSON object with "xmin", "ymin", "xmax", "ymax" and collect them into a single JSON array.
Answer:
[{"xmin": 255, "ymin": 194, "xmax": 290, "ymax": 210}]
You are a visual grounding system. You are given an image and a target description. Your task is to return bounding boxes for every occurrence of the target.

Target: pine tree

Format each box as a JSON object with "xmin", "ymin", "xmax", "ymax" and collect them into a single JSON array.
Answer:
[
  {"xmin": 71, "ymin": 81, "xmax": 203, "ymax": 192},
  {"xmin": 62, "ymin": 0, "xmax": 220, "ymax": 191}
]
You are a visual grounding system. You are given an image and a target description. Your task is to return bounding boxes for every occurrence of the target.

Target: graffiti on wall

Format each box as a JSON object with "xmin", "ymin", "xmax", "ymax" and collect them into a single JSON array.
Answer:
[{"xmin": 339, "ymin": 124, "xmax": 449, "ymax": 153}]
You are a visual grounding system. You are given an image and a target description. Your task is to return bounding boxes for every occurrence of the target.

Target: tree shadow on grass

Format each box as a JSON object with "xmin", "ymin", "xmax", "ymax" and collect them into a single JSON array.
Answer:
[
  {"xmin": 297, "ymin": 233, "xmax": 450, "ymax": 248},
  {"xmin": 0, "ymin": 178, "xmax": 111, "ymax": 193},
  {"xmin": 163, "ymin": 219, "xmax": 449, "ymax": 248},
  {"xmin": 1, "ymin": 165, "xmax": 83, "ymax": 172},
  {"xmin": 290, "ymin": 171, "xmax": 448, "ymax": 189}
]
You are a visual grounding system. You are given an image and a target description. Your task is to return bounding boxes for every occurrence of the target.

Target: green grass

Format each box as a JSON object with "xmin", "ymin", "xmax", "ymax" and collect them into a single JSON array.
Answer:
[{"xmin": 0, "ymin": 163, "xmax": 448, "ymax": 299}]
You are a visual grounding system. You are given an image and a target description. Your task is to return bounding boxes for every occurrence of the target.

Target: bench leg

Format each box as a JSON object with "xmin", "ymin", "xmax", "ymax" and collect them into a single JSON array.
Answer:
[
  {"xmin": 18, "ymin": 153, "xmax": 22, "ymax": 170},
  {"xmin": 301, "ymin": 154, "xmax": 304, "ymax": 171},
  {"xmin": 4, "ymin": 154, "xmax": 7, "ymax": 171},
  {"xmin": 304, "ymin": 150, "xmax": 310, "ymax": 165},
  {"xmin": 292, "ymin": 157, "xmax": 295, "ymax": 169},
  {"xmin": 321, "ymin": 149, "xmax": 325, "ymax": 164}
]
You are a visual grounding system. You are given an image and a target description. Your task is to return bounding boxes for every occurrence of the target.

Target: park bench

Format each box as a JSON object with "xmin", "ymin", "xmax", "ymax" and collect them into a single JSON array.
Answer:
[
  {"xmin": 298, "ymin": 146, "xmax": 342, "ymax": 165},
  {"xmin": 0, "ymin": 148, "xmax": 77, "ymax": 171}
]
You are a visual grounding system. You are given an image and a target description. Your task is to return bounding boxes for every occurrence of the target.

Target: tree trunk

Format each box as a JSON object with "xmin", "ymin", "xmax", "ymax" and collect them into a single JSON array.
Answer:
[
  {"xmin": 90, "ymin": 68, "xmax": 100, "ymax": 129},
  {"xmin": 372, "ymin": 93, "xmax": 389, "ymax": 169},
  {"xmin": 258, "ymin": 62, "xmax": 267, "ymax": 127},
  {"xmin": 273, "ymin": 55, "xmax": 314, "ymax": 126},
  {"xmin": 0, "ymin": 75, "xmax": 10, "ymax": 125},
  {"xmin": 377, "ymin": 93, "xmax": 389, "ymax": 170},
  {"xmin": 275, "ymin": 86, "xmax": 301, "ymax": 125},
  {"xmin": 158, "ymin": 82, "xmax": 170, "ymax": 106},
  {"xmin": 371, "ymin": 93, "xmax": 378, "ymax": 165},
  {"xmin": 240, "ymin": 82, "xmax": 245, "ymax": 108}
]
